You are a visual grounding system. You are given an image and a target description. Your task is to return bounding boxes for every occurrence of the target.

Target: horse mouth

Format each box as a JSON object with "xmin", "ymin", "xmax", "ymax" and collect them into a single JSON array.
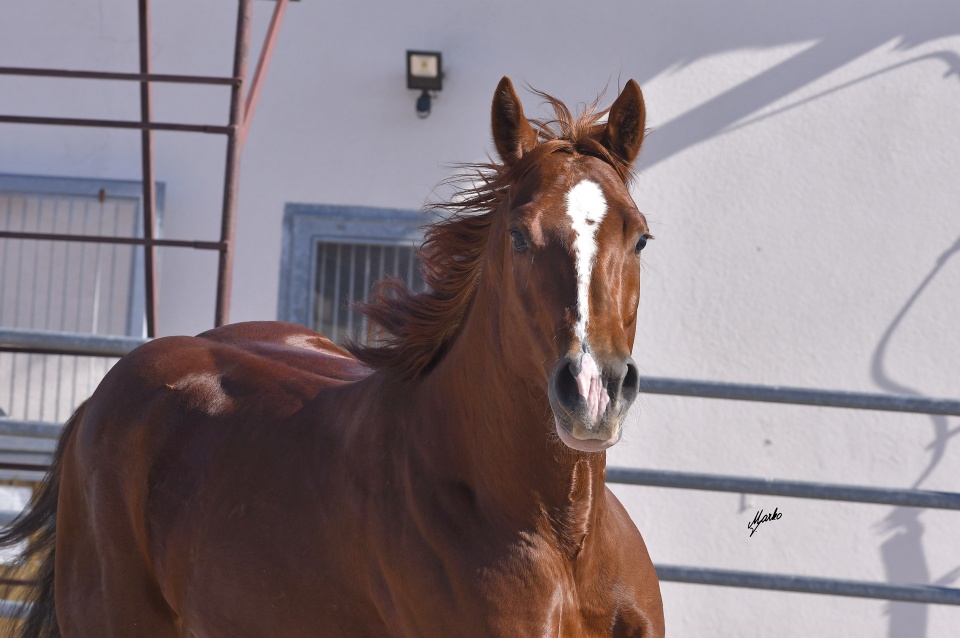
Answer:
[
  {"xmin": 548, "ymin": 382, "xmax": 621, "ymax": 452},
  {"xmin": 554, "ymin": 416, "xmax": 621, "ymax": 452}
]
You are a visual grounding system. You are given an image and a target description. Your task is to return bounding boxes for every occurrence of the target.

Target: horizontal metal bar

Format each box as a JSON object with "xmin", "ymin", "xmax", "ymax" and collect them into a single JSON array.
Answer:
[
  {"xmin": 0, "ymin": 114, "xmax": 233, "ymax": 135},
  {"xmin": 0, "ymin": 229, "xmax": 226, "ymax": 250},
  {"xmin": 656, "ymin": 564, "xmax": 960, "ymax": 605},
  {"xmin": 0, "ymin": 600, "xmax": 28, "ymax": 620},
  {"xmin": 0, "ymin": 568, "xmax": 952, "ymax": 613},
  {"xmin": 0, "ymin": 66, "xmax": 240, "ymax": 85},
  {"xmin": 0, "ymin": 457, "xmax": 53, "ymax": 473},
  {"xmin": 0, "ymin": 469, "xmax": 45, "ymax": 483},
  {"xmin": 640, "ymin": 376, "xmax": 960, "ymax": 417},
  {"xmin": 0, "ymin": 510, "xmax": 21, "ymax": 527},
  {"xmin": 0, "ymin": 438, "xmax": 56, "ymax": 454},
  {"xmin": 607, "ymin": 467, "xmax": 960, "ymax": 510},
  {"xmin": 0, "ymin": 578, "xmax": 36, "ymax": 588},
  {"xmin": 0, "ymin": 420, "xmax": 62, "ymax": 439},
  {"xmin": 0, "ymin": 328, "xmax": 148, "ymax": 357},
  {"xmin": 0, "ymin": 346, "xmax": 119, "ymax": 357},
  {"xmin": 0, "ymin": 461, "xmax": 49, "ymax": 472}
]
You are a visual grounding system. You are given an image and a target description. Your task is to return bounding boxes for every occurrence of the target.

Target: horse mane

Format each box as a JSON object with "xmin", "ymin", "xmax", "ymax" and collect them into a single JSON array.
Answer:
[{"xmin": 347, "ymin": 90, "xmax": 634, "ymax": 379}]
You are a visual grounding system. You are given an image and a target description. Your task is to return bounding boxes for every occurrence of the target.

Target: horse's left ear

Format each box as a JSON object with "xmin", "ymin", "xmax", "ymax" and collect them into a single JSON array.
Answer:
[{"xmin": 601, "ymin": 80, "xmax": 646, "ymax": 166}]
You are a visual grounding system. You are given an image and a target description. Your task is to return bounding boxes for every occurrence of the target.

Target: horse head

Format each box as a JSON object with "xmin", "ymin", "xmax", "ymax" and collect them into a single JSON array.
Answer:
[{"xmin": 487, "ymin": 77, "xmax": 649, "ymax": 452}]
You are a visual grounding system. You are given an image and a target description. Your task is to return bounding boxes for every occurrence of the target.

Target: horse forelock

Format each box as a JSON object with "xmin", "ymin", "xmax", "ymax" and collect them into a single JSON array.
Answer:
[{"xmin": 347, "ymin": 92, "xmax": 633, "ymax": 379}]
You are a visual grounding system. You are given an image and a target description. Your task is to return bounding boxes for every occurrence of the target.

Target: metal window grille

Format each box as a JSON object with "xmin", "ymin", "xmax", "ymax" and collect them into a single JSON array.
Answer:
[
  {"xmin": 312, "ymin": 241, "xmax": 426, "ymax": 344},
  {"xmin": 278, "ymin": 204, "xmax": 426, "ymax": 345},
  {"xmin": 0, "ymin": 174, "xmax": 161, "ymax": 422}
]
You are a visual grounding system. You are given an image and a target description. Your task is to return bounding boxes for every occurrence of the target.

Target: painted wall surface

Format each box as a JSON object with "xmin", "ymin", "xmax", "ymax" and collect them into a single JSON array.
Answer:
[{"xmin": 1, "ymin": 1, "xmax": 958, "ymax": 635}]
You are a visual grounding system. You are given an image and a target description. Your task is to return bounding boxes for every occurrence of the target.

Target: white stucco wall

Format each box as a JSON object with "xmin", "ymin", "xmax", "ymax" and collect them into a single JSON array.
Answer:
[{"xmin": 1, "ymin": 1, "xmax": 958, "ymax": 635}]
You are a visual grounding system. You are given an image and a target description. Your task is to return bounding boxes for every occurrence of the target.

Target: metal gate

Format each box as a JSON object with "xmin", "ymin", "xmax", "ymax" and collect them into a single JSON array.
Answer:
[{"xmin": 609, "ymin": 377, "xmax": 960, "ymax": 606}]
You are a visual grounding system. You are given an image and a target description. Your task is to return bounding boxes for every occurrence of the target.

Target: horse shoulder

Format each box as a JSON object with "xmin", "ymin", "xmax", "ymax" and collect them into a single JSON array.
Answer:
[{"xmin": 601, "ymin": 486, "xmax": 665, "ymax": 638}]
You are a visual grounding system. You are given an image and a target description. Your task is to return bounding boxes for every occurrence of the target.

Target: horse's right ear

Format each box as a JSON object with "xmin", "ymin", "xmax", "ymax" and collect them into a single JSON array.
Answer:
[
  {"xmin": 491, "ymin": 77, "xmax": 538, "ymax": 166},
  {"xmin": 601, "ymin": 79, "xmax": 646, "ymax": 166}
]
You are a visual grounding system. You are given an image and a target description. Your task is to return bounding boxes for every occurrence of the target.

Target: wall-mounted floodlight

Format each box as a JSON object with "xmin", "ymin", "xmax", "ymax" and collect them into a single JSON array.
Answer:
[{"xmin": 407, "ymin": 50, "xmax": 442, "ymax": 119}]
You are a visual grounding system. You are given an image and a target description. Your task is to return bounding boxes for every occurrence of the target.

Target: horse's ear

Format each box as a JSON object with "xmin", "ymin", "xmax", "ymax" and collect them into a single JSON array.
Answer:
[
  {"xmin": 601, "ymin": 79, "xmax": 646, "ymax": 166},
  {"xmin": 491, "ymin": 77, "xmax": 538, "ymax": 165}
]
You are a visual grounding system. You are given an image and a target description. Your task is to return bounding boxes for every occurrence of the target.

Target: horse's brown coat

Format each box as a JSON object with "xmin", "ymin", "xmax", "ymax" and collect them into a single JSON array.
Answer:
[{"xmin": 2, "ymin": 77, "xmax": 664, "ymax": 637}]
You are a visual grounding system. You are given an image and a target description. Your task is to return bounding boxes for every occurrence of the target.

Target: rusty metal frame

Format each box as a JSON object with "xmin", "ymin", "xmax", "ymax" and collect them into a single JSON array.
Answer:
[{"xmin": 0, "ymin": 0, "xmax": 290, "ymax": 337}]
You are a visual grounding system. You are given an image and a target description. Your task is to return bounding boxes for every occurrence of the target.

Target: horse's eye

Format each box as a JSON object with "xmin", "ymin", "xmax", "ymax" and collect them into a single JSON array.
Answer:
[
  {"xmin": 510, "ymin": 229, "xmax": 529, "ymax": 251},
  {"xmin": 634, "ymin": 233, "xmax": 652, "ymax": 255}
]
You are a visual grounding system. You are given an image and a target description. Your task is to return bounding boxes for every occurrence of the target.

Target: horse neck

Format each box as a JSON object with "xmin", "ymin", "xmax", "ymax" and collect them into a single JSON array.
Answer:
[{"xmin": 414, "ymin": 282, "xmax": 606, "ymax": 536}]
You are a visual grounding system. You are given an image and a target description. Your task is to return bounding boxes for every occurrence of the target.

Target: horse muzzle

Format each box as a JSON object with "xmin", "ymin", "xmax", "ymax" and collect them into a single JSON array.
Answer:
[{"xmin": 548, "ymin": 351, "xmax": 640, "ymax": 452}]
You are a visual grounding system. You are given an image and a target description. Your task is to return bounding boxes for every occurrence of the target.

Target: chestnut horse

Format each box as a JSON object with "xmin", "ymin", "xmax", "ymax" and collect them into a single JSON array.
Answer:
[{"xmin": 1, "ymin": 77, "xmax": 664, "ymax": 637}]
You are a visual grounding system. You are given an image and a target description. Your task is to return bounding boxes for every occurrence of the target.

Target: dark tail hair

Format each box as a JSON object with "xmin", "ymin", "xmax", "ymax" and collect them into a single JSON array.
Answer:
[{"xmin": 0, "ymin": 403, "xmax": 86, "ymax": 638}]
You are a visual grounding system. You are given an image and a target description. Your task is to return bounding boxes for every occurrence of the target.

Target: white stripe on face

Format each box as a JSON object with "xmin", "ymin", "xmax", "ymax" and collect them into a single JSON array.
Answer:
[{"xmin": 565, "ymin": 179, "xmax": 608, "ymax": 344}]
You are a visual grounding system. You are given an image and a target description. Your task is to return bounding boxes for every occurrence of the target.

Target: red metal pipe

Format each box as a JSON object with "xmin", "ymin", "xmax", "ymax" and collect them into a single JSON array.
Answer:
[
  {"xmin": 0, "ymin": 114, "xmax": 233, "ymax": 134},
  {"xmin": 239, "ymin": 0, "xmax": 289, "ymax": 148},
  {"xmin": 0, "ymin": 230, "xmax": 225, "ymax": 250}
]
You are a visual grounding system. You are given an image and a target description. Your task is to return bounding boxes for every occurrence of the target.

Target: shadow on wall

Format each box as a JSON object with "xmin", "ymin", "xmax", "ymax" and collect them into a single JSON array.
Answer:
[
  {"xmin": 871, "ymin": 235, "xmax": 960, "ymax": 637},
  {"xmin": 615, "ymin": 5, "xmax": 960, "ymax": 636},
  {"xmin": 628, "ymin": 1, "xmax": 960, "ymax": 171}
]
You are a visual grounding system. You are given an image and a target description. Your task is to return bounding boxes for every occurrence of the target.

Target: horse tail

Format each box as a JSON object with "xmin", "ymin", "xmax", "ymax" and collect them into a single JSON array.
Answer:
[{"xmin": 0, "ymin": 402, "xmax": 86, "ymax": 638}]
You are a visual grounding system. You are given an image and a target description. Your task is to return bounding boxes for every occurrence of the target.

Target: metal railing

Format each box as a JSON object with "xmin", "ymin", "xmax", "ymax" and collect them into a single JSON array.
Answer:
[
  {"xmin": 0, "ymin": 327, "xmax": 148, "ymax": 358},
  {"xmin": 1, "ymin": 342, "xmax": 957, "ymax": 608},
  {"xmin": 604, "ymin": 377, "xmax": 960, "ymax": 606},
  {"xmin": 0, "ymin": 328, "xmax": 149, "ymax": 431}
]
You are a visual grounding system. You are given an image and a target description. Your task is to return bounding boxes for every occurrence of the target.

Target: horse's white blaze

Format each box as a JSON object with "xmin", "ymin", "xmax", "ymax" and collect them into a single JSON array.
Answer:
[
  {"xmin": 565, "ymin": 179, "xmax": 607, "ymax": 345},
  {"xmin": 566, "ymin": 180, "xmax": 611, "ymax": 424}
]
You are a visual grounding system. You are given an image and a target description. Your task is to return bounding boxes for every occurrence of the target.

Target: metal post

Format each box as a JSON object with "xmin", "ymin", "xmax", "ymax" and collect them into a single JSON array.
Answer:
[
  {"xmin": 138, "ymin": 0, "xmax": 159, "ymax": 338},
  {"xmin": 239, "ymin": 0, "xmax": 289, "ymax": 148},
  {"xmin": 214, "ymin": 0, "xmax": 252, "ymax": 327}
]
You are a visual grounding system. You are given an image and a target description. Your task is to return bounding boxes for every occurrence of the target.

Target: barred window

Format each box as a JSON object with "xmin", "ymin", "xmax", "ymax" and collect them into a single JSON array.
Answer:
[
  {"xmin": 0, "ymin": 174, "xmax": 161, "ymax": 427},
  {"xmin": 277, "ymin": 204, "xmax": 427, "ymax": 345}
]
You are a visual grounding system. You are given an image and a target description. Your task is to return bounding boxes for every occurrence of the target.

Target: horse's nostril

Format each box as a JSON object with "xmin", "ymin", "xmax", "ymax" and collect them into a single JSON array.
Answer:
[
  {"xmin": 620, "ymin": 358, "xmax": 640, "ymax": 405},
  {"xmin": 554, "ymin": 358, "xmax": 581, "ymax": 412},
  {"xmin": 606, "ymin": 357, "xmax": 639, "ymax": 404}
]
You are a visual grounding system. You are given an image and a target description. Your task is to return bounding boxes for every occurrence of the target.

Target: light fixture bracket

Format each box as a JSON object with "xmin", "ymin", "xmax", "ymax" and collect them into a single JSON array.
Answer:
[{"xmin": 407, "ymin": 50, "xmax": 442, "ymax": 118}]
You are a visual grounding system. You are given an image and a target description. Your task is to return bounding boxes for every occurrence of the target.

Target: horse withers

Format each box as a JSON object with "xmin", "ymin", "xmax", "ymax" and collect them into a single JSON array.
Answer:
[{"xmin": 2, "ymin": 77, "xmax": 664, "ymax": 637}]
